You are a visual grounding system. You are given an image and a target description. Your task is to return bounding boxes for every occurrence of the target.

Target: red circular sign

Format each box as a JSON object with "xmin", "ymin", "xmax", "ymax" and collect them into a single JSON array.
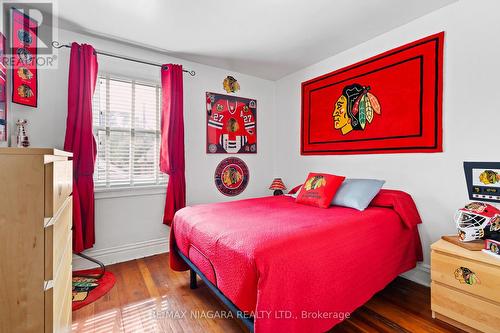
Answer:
[{"xmin": 214, "ymin": 157, "xmax": 249, "ymax": 196}]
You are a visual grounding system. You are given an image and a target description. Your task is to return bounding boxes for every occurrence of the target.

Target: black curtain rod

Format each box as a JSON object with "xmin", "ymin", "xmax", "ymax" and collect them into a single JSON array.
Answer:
[{"xmin": 51, "ymin": 41, "xmax": 196, "ymax": 76}]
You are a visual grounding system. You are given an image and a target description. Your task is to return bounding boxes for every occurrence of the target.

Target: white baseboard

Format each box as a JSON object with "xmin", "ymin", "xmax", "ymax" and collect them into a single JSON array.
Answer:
[
  {"xmin": 400, "ymin": 262, "xmax": 431, "ymax": 287},
  {"xmin": 72, "ymin": 238, "xmax": 169, "ymax": 270}
]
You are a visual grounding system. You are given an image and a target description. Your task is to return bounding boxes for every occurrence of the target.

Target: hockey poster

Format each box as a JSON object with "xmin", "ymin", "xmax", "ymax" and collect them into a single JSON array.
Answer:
[
  {"xmin": 301, "ymin": 32, "xmax": 443, "ymax": 155},
  {"xmin": 11, "ymin": 8, "xmax": 38, "ymax": 107},
  {"xmin": 206, "ymin": 92, "xmax": 257, "ymax": 154},
  {"xmin": 0, "ymin": 33, "xmax": 6, "ymax": 142}
]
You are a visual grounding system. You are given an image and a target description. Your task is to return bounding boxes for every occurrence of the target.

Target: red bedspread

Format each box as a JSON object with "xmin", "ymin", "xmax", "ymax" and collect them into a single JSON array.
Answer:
[{"xmin": 170, "ymin": 190, "xmax": 422, "ymax": 332}]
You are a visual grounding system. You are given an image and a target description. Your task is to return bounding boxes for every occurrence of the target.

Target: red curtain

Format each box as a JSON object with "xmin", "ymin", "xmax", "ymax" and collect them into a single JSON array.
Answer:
[
  {"xmin": 64, "ymin": 43, "xmax": 98, "ymax": 253},
  {"xmin": 160, "ymin": 64, "xmax": 186, "ymax": 225}
]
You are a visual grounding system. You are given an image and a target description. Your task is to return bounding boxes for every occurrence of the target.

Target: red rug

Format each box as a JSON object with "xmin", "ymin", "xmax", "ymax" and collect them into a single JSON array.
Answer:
[{"xmin": 72, "ymin": 269, "xmax": 116, "ymax": 311}]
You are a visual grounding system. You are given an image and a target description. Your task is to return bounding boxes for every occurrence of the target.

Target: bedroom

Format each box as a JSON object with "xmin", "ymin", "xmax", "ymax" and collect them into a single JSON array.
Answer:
[{"xmin": 0, "ymin": 0, "xmax": 499, "ymax": 332}]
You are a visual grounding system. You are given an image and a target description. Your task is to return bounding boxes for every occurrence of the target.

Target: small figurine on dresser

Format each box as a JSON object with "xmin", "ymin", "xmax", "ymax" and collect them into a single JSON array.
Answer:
[{"xmin": 15, "ymin": 119, "xmax": 30, "ymax": 147}]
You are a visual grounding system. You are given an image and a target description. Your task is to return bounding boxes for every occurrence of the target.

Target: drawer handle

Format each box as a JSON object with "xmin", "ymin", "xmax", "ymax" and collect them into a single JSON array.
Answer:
[
  {"xmin": 44, "ymin": 279, "xmax": 54, "ymax": 291},
  {"xmin": 58, "ymin": 184, "xmax": 63, "ymax": 196},
  {"xmin": 454, "ymin": 266, "xmax": 480, "ymax": 285}
]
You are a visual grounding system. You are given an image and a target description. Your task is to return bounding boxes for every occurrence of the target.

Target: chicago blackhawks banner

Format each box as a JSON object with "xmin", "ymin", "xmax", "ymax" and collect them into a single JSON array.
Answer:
[
  {"xmin": 301, "ymin": 32, "xmax": 444, "ymax": 155},
  {"xmin": 0, "ymin": 33, "xmax": 6, "ymax": 142},
  {"xmin": 206, "ymin": 92, "xmax": 257, "ymax": 154},
  {"xmin": 11, "ymin": 8, "xmax": 38, "ymax": 107}
]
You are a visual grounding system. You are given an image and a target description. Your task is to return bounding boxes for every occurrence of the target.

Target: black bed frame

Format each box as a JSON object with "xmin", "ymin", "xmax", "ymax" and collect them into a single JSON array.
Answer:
[{"xmin": 174, "ymin": 245, "xmax": 255, "ymax": 332}]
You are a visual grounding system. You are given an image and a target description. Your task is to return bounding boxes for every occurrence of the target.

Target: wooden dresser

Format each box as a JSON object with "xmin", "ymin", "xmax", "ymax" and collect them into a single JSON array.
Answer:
[
  {"xmin": 0, "ymin": 148, "xmax": 73, "ymax": 333},
  {"xmin": 431, "ymin": 239, "xmax": 500, "ymax": 333}
]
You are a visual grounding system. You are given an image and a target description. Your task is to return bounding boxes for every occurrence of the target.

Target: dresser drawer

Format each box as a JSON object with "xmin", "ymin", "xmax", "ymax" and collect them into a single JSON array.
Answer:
[
  {"xmin": 45, "ymin": 160, "xmax": 72, "ymax": 218},
  {"xmin": 431, "ymin": 250, "xmax": 500, "ymax": 303},
  {"xmin": 53, "ymin": 284, "xmax": 72, "ymax": 333},
  {"xmin": 45, "ymin": 236, "xmax": 72, "ymax": 333},
  {"xmin": 53, "ymin": 242, "xmax": 72, "ymax": 333},
  {"xmin": 53, "ymin": 238, "xmax": 72, "ymax": 311},
  {"xmin": 431, "ymin": 282, "xmax": 500, "ymax": 333},
  {"xmin": 45, "ymin": 197, "xmax": 72, "ymax": 281}
]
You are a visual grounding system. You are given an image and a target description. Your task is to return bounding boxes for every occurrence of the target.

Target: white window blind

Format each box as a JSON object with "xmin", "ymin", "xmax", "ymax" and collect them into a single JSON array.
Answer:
[{"xmin": 92, "ymin": 75, "xmax": 167, "ymax": 188}]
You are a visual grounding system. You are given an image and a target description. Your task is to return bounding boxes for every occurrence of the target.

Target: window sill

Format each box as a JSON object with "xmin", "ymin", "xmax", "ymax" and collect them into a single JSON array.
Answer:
[{"xmin": 94, "ymin": 185, "xmax": 167, "ymax": 199}]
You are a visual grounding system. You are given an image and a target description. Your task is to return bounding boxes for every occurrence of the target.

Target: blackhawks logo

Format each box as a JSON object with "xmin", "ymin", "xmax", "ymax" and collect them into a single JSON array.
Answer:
[
  {"xmin": 223, "ymin": 76, "xmax": 240, "ymax": 93},
  {"xmin": 304, "ymin": 175, "xmax": 326, "ymax": 190},
  {"xmin": 72, "ymin": 276, "xmax": 99, "ymax": 302},
  {"xmin": 333, "ymin": 83, "xmax": 381, "ymax": 135},
  {"xmin": 479, "ymin": 170, "xmax": 500, "ymax": 185},
  {"xmin": 214, "ymin": 157, "xmax": 249, "ymax": 196},
  {"xmin": 454, "ymin": 267, "xmax": 480, "ymax": 285}
]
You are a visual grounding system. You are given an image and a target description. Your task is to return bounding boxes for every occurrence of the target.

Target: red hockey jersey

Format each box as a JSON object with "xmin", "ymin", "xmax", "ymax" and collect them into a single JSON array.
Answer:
[{"xmin": 207, "ymin": 98, "xmax": 255, "ymax": 153}]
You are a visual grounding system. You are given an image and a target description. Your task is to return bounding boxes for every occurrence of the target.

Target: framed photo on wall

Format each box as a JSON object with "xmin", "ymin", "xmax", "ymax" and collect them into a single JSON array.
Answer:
[
  {"xmin": 206, "ymin": 92, "xmax": 257, "ymax": 154},
  {"xmin": 464, "ymin": 162, "xmax": 500, "ymax": 203},
  {"xmin": 11, "ymin": 8, "xmax": 38, "ymax": 107},
  {"xmin": 301, "ymin": 32, "xmax": 444, "ymax": 155}
]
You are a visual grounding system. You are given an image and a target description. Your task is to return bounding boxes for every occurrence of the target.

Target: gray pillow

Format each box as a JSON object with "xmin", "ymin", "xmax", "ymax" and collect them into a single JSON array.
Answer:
[{"xmin": 331, "ymin": 178, "xmax": 385, "ymax": 211}]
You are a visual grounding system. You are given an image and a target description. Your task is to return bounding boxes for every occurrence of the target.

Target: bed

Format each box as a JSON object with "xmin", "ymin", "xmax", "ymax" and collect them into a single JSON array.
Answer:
[{"xmin": 170, "ymin": 189, "xmax": 423, "ymax": 332}]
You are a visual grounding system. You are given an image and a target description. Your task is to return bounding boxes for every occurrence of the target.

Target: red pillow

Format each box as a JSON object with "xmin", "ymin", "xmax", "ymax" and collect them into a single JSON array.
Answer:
[
  {"xmin": 288, "ymin": 184, "xmax": 302, "ymax": 194},
  {"xmin": 295, "ymin": 173, "xmax": 345, "ymax": 208}
]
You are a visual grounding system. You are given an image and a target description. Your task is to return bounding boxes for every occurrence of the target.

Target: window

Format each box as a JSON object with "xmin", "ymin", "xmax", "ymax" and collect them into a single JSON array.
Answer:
[{"xmin": 92, "ymin": 75, "xmax": 167, "ymax": 189}]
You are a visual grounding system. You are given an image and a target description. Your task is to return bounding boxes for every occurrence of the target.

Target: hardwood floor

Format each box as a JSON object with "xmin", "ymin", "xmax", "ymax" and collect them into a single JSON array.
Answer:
[{"xmin": 72, "ymin": 253, "xmax": 465, "ymax": 333}]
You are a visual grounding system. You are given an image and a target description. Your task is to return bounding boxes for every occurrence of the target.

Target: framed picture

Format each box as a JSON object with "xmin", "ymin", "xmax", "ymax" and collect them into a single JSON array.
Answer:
[
  {"xmin": 301, "ymin": 32, "xmax": 444, "ymax": 155},
  {"xmin": 11, "ymin": 8, "xmax": 38, "ymax": 107},
  {"xmin": 206, "ymin": 92, "xmax": 257, "ymax": 154},
  {"xmin": 0, "ymin": 32, "xmax": 7, "ymax": 142},
  {"xmin": 464, "ymin": 162, "xmax": 500, "ymax": 203}
]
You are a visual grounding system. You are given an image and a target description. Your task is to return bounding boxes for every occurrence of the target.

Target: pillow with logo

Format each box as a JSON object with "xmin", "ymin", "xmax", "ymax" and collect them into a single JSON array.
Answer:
[{"xmin": 295, "ymin": 173, "xmax": 345, "ymax": 208}]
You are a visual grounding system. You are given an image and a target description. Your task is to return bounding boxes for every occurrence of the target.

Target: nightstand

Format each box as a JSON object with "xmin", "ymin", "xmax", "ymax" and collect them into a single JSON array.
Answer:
[{"xmin": 431, "ymin": 239, "xmax": 500, "ymax": 333}]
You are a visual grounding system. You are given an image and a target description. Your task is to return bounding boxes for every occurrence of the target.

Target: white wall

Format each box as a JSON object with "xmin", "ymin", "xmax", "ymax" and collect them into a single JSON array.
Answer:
[
  {"xmin": 274, "ymin": 0, "xmax": 500, "ymax": 285},
  {"xmin": 8, "ymin": 28, "xmax": 275, "ymax": 268}
]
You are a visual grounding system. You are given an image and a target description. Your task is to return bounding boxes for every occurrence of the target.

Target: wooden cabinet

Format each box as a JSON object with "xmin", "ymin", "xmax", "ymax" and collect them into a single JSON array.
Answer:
[
  {"xmin": 431, "ymin": 239, "xmax": 500, "ymax": 333},
  {"xmin": 0, "ymin": 148, "xmax": 73, "ymax": 333}
]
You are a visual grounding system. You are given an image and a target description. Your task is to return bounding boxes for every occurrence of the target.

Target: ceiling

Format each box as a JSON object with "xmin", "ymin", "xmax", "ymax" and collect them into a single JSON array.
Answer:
[{"xmin": 52, "ymin": 0, "xmax": 456, "ymax": 80}]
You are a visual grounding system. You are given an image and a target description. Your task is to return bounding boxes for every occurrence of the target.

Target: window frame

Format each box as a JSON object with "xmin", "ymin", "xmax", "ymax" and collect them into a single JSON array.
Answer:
[{"xmin": 92, "ymin": 73, "xmax": 167, "ymax": 193}]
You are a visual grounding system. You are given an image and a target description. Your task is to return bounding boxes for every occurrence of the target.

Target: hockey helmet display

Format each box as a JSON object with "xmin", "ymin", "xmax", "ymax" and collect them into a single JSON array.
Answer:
[{"xmin": 454, "ymin": 202, "xmax": 500, "ymax": 242}]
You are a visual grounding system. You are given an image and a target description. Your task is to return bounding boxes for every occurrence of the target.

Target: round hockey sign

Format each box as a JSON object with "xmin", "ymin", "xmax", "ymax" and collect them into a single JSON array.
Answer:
[{"xmin": 214, "ymin": 157, "xmax": 249, "ymax": 196}]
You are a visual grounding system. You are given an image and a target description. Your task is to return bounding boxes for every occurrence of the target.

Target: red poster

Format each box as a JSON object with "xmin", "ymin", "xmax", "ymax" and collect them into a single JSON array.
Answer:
[
  {"xmin": 0, "ymin": 33, "xmax": 6, "ymax": 141},
  {"xmin": 11, "ymin": 8, "xmax": 38, "ymax": 107},
  {"xmin": 301, "ymin": 32, "xmax": 444, "ymax": 155}
]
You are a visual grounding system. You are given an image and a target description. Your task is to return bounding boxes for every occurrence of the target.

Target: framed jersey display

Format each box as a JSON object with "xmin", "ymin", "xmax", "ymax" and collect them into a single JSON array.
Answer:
[
  {"xmin": 301, "ymin": 32, "xmax": 443, "ymax": 155},
  {"xmin": 206, "ymin": 92, "xmax": 257, "ymax": 154}
]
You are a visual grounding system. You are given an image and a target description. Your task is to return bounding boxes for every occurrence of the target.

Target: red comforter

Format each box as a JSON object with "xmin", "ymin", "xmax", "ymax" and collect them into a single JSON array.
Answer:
[{"xmin": 170, "ymin": 190, "xmax": 423, "ymax": 332}]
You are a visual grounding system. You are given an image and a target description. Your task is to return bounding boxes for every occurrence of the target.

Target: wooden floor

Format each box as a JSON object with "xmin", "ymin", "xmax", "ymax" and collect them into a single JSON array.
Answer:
[{"xmin": 72, "ymin": 253, "xmax": 465, "ymax": 333}]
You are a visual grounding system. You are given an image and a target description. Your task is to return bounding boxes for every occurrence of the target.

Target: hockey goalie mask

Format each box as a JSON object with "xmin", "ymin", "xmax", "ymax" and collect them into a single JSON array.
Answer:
[{"xmin": 454, "ymin": 202, "xmax": 500, "ymax": 242}]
